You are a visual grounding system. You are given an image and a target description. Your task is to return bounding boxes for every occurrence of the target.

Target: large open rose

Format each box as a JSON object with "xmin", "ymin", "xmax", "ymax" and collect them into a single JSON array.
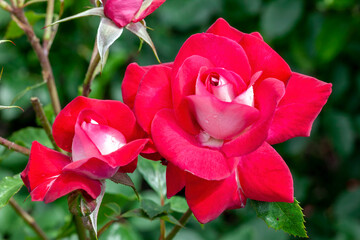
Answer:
[
  {"xmin": 21, "ymin": 96, "xmax": 148, "ymax": 203},
  {"xmin": 122, "ymin": 18, "xmax": 332, "ymax": 223}
]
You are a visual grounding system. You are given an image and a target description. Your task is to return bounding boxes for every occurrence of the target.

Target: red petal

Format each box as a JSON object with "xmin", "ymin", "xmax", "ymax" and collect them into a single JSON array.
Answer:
[
  {"xmin": 151, "ymin": 109, "xmax": 238, "ymax": 180},
  {"xmin": 133, "ymin": 0, "xmax": 166, "ymax": 22},
  {"xmin": 118, "ymin": 158, "xmax": 138, "ymax": 173},
  {"xmin": 221, "ymin": 78, "xmax": 285, "ymax": 157},
  {"xmin": 21, "ymin": 141, "xmax": 71, "ymax": 191},
  {"xmin": 185, "ymin": 172, "xmax": 246, "ymax": 224},
  {"xmin": 104, "ymin": 0, "xmax": 142, "ymax": 27},
  {"xmin": 206, "ymin": 18, "xmax": 245, "ymax": 43},
  {"xmin": 173, "ymin": 33, "xmax": 251, "ymax": 85},
  {"xmin": 239, "ymin": 34, "xmax": 291, "ymax": 85},
  {"xmin": 237, "ymin": 143, "xmax": 294, "ymax": 203},
  {"xmin": 166, "ymin": 162, "xmax": 186, "ymax": 198},
  {"xmin": 173, "ymin": 55, "xmax": 214, "ymax": 134},
  {"xmin": 53, "ymin": 96, "xmax": 138, "ymax": 152},
  {"xmin": 134, "ymin": 65, "xmax": 172, "ymax": 133},
  {"xmin": 44, "ymin": 172, "xmax": 102, "ymax": 203},
  {"xmin": 267, "ymin": 73, "xmax": 332, "ymax": 144},
  {"xmin": 103, "ymin": 139, "xmax": 148, "ymax": 168},
  {"xmin": 63, "ymin": 158, "xmax": 118, "ymax": 179},
  {"xmin": 187, "ymin": 95, "xmax": 259, "ymax": 140},
  {"xmin": 122, "ymin": 63, "xmax": 152, "ymax": 109}
]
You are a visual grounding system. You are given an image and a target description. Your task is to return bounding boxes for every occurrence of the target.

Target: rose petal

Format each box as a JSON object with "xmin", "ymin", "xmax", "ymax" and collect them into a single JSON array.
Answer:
[
  {"xmin": 53, "ymin": 97, "xmax": 139, "ymax": 152},
  {"xmin": 134, "ymin": 64, "xmax": 172, "ymax": 133},
  {"xmin": 44, "ymin": 172, "xmax": 102, "ymax": 203},
  {"xmin": 267, "ymin": 72, "xmax": 332, "ymax": 144},
  {"xmin": 187, "ymin": 95, "xmax": 260, "ymax": 140},
  {"xmin": 239, "ymin": 34, "xmax": 291, "ymax": 85},
  {"xmin": 166, "ymin": 162, "xmax": 186, "ymax": 198},
  {"xmin": 185, "ymin": 172, "xmax": 246, "ymax": 224},
  {"xmin": 151, "ymin": 109, "xmax": 238, "ymax": 180},
  {"xmin": 133, "ymin": 0, "xmax": 166, "ymax": 22},
  {"xmin": 206, "ymin": 18, "xmax": 245, "ymax": 44},
  {"xmin": 122, "ymin": 63, "xmax": 152, "ymax": 109},
  {"xmin": 221, "ymin": 78, "xmax": 285, "ymax": 157},
  {"xmin": 237, "ymin": 143, "xmax": 294, "ymax": 203},
  {"xmin": 63, "ymin": 157, "xmax": 118, "ymax": 179},
  {"xmin": 21, "ymin": 141, "xmax": 71, "ymax": 191},
  {"xmin": 173, "ymin": 33, "xmax": 251, "ymax": 84},
  {"xmin": 173, "ymin": 55, "xmax": 214, "ymax": 134},
  {"xmin": 103, "ymin": 0, "xmax": 142, "ymax": 27}
]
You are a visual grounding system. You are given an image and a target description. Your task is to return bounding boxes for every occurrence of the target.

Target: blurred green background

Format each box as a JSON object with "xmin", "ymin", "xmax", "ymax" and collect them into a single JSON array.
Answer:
[{"xmin": 0, "ymin": 0, "xmax": 360, "ymax": 239}]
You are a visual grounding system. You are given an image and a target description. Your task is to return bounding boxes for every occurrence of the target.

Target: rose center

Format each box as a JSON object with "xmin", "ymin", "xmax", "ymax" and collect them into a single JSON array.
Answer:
[{"xmin": 206, "ymin": 73, "xmax": 235, "ymax": 102}]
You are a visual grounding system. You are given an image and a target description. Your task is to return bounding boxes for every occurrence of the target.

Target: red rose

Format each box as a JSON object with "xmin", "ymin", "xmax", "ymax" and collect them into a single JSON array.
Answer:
[
  {"xmin": 122, "ymin": 18, "xmax": 332, "ymax": 223},
  {"xmin": 21, "ymin": 96, "xmax": 148, "ymax": 203},
  {"xmin": 103, "ymin": 0, "xmax": 166, "ymax": 27}
]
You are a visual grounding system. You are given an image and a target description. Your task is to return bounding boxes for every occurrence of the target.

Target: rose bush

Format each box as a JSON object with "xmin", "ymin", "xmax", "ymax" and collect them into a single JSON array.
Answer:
[
  {"xmin": 21, "ymin": 96, "xmax": 148, "ymax": 203},
  {"xmin": 122, "ymin": 18, "xmax": 332, "ymax": 223}
]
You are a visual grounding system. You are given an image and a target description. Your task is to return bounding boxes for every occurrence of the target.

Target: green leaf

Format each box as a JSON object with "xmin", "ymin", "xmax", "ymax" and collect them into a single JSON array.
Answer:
[
  {"xmin": 169, "ymin": 196, "xmax": 188, "ymax": 213},
  {"xmin": 8, "ymin": 127, "xmax": 53, "ymax": 149},
  {"xmin": 110, "ymin": 172, "xmax": 139, "ymax": 200},
  {"xmin": 251, "ymin": 199, "xmax": 307, "ymax": 238},
  {"xmin": 0, "ymin": 174, "xmax": 23, "ymax": 209},
  {"xmin": 260, "ymin": 0, "xmax": 303, "ymax": 39},
  {"xmin": 5, "ymin": 11, "xmax": 46, "ymax": 39},
  {"xmin": 141, "ymin": 199, "xmax": 170, "ymax": 219},
  {"xmin": 137, "ymin": 156, "xmax": 166, "ymax": 197}
]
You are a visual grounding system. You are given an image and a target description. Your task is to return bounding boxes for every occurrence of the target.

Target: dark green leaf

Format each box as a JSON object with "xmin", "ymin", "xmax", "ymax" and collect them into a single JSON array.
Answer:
[
  {"xmin": 137, "ymin": 156, "xmax": 166, "ymax": 197},
  {"xmin": 261, "ymin": 0, "xmax": 303, "ymax": 39},
  {"xmin": 169, "ymin": 196, "xmax": 188, "ymax": 213},
  {"xmin": 160, "ymin": 214, "xmax": 182, "ymax": 227},
  {"xmin": 0, "ymin": 174, "xmax": 23, "ymax": 209},
  {"xmin": 141, "ymin": 199, "xmax": 170, "ymax": 219},
  {"xmin": 251, "ymin": 199, "xmax": 307, "ymax": 238}
]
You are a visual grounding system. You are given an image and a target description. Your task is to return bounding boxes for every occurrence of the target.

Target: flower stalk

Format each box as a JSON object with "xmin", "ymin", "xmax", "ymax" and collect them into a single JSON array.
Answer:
[
  {"xmin": 0, "ymin": 136, "xmax": 30, "ymax": 156},
  {"xmin": 30, "ymin": 97, "xmax": 61, "ymax": 152},
  {"xmin": 10, "ymin": 6, "xmax": 61, "ymax": 116},
  {"xmin": 82, "ymin": 41, "xmax": 101, "ymax": 97},
  {"xmin": 165, "ymin": 208, "xmax": 192, "ymax": 240},
  {"xmin": 9, "ymin": 198, "xmax": 48, "ymax": 240}
]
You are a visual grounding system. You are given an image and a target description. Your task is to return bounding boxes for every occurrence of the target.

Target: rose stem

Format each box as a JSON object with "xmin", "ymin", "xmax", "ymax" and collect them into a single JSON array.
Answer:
[
  {"xmin": 159, "ymin": 195, "xmax": 166, "ymax": 240},
  {"xmin": 165, "ymin": 208, "xmax": 193, "ymax": 240},
  {"xmin": 30, "ymin": 97, "xmax": 61, "ymax": 152},
  {"xmin": 9, "ymin": 198, "xmax": 49, "ymax": 240},
  {"xmin": 10, "ymin": 6, "xmax": 61, "ymax": 116},
  {"xmin": 0, "ymin": 136, "xmax": 30, "ymax": 155},
  {"xmin": 74, "ymin": 215, "xmax": 87, "ymax": 240},
  {"xmin": 42, "ymin": 0, "xmax": 54, "ymax": 51},
  {"xmin": 82, "ymin": 41, "xmax": 101, "ymax": 97}
]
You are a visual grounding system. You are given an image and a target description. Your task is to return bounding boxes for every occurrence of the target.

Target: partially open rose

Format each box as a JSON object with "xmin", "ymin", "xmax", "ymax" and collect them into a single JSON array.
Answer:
[
  {"xmin": 21, "ymin": 96, "xmax": 148, "ymax": 203},
  {"xmin": 122, "ymin": 18, "xmax": 332, "ymax": 223}
]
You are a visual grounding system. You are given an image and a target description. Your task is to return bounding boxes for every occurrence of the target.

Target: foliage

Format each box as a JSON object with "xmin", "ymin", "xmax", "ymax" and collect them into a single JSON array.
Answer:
[{"xmin": 0, "ymin": 0, "xmax": 359, "ymax": 239}]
